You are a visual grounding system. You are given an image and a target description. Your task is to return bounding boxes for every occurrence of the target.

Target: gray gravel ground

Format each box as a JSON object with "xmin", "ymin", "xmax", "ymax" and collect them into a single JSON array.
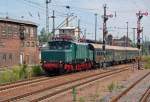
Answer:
[
  {"xmin": 102, "ymin": 70, "xmax": 150, "ymax": 102},
  {"xmin": 118, "ymin": 72, "xmax": 150, "ymax": 102}
]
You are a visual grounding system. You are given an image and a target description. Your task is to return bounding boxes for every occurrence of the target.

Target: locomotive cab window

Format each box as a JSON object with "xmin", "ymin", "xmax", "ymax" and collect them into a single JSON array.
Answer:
[{"xmin": 48, "ymin": 41, "xmax": 71, "ymax": 50}]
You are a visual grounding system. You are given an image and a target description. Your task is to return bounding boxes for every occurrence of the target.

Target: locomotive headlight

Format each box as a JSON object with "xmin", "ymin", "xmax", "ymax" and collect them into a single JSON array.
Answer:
[{"xmin": 59, "ymin": 61, "xmax": 62, "ymax": 63}]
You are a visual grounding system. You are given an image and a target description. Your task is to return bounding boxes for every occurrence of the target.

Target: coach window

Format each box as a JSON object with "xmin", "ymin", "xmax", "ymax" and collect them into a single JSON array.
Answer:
[{"xmin": 97, "ymin": 52, "xmax": 99, "ymax": 55}]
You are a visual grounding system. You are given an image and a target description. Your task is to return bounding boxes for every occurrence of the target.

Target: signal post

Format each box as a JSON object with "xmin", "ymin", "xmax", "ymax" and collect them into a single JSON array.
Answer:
[
  {"xmin": 102, "ymin": 4, "xmax": 113, "ymax": 67},
  {"xmin": 136, "ymin": 11, "xmax": 148, "ymax": 69}
]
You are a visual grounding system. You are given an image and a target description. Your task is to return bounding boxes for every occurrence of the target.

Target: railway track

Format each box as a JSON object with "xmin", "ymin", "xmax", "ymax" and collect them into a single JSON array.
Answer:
[
  {"xmin": 0, "ymin": 65, "xmax": 130, "ymax": 102},
  {"xmin": 0, "ymin": 69, "xmax": 109, "ymax": 91},
  {"xmin": 110, "ymin": 71, "xmax": 150, "ymax": 102},
  {"xmin": 139, "ymin": 86, "xmax": 150, "ymax": 102},
  {"xmin": 27, "ymin": 68, "xmax": 129, "ymax": 102},
  {"xmin": 0, "ymin": 76, "xmax": 49, "ymax": 91},
  {"xmin": 0, "ymin": 64, "xmax": 128, "ymax": 92}
]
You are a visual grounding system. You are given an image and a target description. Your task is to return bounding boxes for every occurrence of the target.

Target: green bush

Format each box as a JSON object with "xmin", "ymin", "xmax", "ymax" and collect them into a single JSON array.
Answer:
[
  {"xmin": 19, "ymin": 64, "xmax": 28, "ymax": 79},
  {"xmin": 32, "ymin": 65, "xmax": 43, "ymax": 76},
  {"xmin": 11, "ymin": 66, "xmax": 21, "ymax": 81}
]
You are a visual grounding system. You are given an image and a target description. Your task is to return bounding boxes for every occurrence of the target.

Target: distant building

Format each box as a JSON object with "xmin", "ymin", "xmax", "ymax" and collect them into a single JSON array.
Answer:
[
  {"xmin": 57, "ymin": 27, "xmax": 80, "ymax": 40},
  {"xmin": 106, "ymin": 34, "xmax": 113, "ymax": 45},
  {"xmin": 0, "ymin": 17, "xmax": 39, "ymax": 68},
  {"xmin": 112, "ymin": 35, "xmax": 132, "ymax": 47}
]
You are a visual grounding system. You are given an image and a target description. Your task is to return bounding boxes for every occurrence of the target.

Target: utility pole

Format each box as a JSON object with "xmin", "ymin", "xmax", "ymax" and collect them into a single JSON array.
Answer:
[
  {"xmin": 46, "ymin": 0, "xmax": 51, "ymax": 35},
  {"xmin": 66, "ymin": 14, "xmax": 69, "ymax": 27},
  {"xmin": 132, "ymin": 28, "xmax": 136, "ymax": 45},
  {"xmin": 78, "ymin": 19, "xmax": 80, "ymax": 41},
  {"xmin": 84, "ymin": 29, "xmax": 86, "ymax": 39},
  {"xmin": 66, "ymin": 6, "xmax": 70, "ymax": 27},
  {"xmin": 142, "ymin": 27, "xmax": 144, "ymax": 55},
  {"xmin": 95, "ymin": 13, "xmax": 97, "ymax": 42},
  {"xmin": 126, "ymin": 22, "xmax": 128, "ymax": 47},
  {"xmin": 51, "ymin": 10, "xmax": 55, "ymax": 37}
]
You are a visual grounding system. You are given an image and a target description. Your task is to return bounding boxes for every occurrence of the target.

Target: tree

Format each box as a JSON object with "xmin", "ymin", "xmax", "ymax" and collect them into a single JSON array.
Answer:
[{"xmin": 38, "ymin": 28, "xmax": 49, "ymax": 43}]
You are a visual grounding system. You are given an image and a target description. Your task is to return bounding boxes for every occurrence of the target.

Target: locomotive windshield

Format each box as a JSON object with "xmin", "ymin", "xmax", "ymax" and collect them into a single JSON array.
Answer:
[{"xmin": 48, "ymin": 41, "xmax": 71, "ymax": 50}]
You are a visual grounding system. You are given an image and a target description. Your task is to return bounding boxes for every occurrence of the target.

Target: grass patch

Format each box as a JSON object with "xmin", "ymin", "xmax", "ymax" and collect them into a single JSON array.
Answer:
[
  {"xmin": 108, "ymin": 82, "xmax": 124, "ymax": 92},
  {"xmin": 0, "ymin": 65, "xmax": 43, "ymax": 84},
  {"xmin": 108, "ymin": 82, "xmax": 116, "ymax": 92},
  {"xmin": 142, "ymin": 56, "xmax": 150, "ymax": 69},
  {"xmin": 0, "ymin": 70, "xmax": 13, "ymax": 83},
  {"xmin": 78, "ymin": 97, "xmax": 85, "ymax": 102}
]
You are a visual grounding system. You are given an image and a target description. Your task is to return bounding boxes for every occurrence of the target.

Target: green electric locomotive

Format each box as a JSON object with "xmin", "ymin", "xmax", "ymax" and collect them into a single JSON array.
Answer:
[{"xmin": 41, "ymin": 40, "xmax": 94, "ymax": 74}]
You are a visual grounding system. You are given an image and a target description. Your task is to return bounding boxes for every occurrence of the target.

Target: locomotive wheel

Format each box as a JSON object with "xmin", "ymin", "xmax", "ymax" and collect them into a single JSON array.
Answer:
[{"xmin": 59, "ymin": 68, "xmax": 65, "ymax": 75}]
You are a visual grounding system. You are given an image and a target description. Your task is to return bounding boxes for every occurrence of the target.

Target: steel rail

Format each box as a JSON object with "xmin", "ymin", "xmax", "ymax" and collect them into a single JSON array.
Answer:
[
  {"xmin": 110, "ymin": 71, "xmax": 150, "ymax": 102},
  {"xmin": 139, "ymin": 86, "xmax": 150, "ymax": 102},
  {"xmin": 30, "ymin": 68, "xmax": 129, "ymax": 102},
  {"xmin": 0, "ymin": 77, "xmax": 49, "ymax": 91},
  {"xmin": 1, "ymin": 67, "xmax": 129, "ymax": 102}
]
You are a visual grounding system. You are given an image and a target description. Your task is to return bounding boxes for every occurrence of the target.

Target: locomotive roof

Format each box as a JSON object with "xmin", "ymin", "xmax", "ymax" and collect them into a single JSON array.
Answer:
[
  {"xmin": 48, "ymin": 40, "xmax": 88, "ymax": 45},
  {"xmin": 90, "ymin": 43, "xmax": 139, "ymax": 51},
  {"xmin": 48, "ymin": 41, "xmax": 139, "ymax": 51}
]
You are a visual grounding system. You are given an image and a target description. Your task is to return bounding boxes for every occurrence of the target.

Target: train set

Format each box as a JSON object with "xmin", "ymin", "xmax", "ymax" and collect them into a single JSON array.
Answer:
[{"xmin": 41, "ymin": 40, "xmax": 139, "ymax": 74}]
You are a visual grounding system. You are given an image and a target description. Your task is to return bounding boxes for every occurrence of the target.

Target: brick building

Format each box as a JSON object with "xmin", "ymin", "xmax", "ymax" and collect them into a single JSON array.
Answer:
[
  {"xmin": 0, "ymin": 17, "xmax": 39, "ymax": 68},
  {"xmin": 112, "ymin": 36, "xmax": 132, "ymax": 47}
]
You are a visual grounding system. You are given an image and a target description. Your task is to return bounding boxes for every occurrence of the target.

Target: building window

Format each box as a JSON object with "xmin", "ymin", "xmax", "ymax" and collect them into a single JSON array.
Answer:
[
  {"xmin": 1, "ymin": 25, "xmax": 6, "ymax": 35},
  {"xmin": 33, "ymin": 28, "xmax": 37, "ymax": 37},
  {"xmin": 9, "ymin": 53, "xmax": 12, "ymax": 60},
  {"xmin": 26, "ymin": 41, "xmax": 30, "ymax": 47},
  {"xmin": 31, "ymin": 42, "xmax": 35, "ymax": 47},
  {"xmin": 0, "ymin": 42, "xmax": 5, "ymax": 48},
  {"xmin": 30, "ymin": 28, "xmax": 34, "ymax": 37},
  {"xmin": 7, "ymin": 25, "xmax": 12, "ymax": 35},
  {"xmin": 0, "ymin": 53, "xmax": 1, "ymax": 62},
  {"xmin": 62, "ymin": 30, "xmax": 65, "ymax": 33},
  {"xmin": 3, "ymin": 54, "xmax": 6, "ymax": 61},
  {"xmin": 13, "ymin": 25, "xmax": 18, "ymax": 35}
]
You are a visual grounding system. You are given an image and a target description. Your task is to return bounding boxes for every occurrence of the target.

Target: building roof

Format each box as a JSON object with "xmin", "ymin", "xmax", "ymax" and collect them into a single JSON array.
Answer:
[
  {"xmin": 59, "ymin": 26, "xmax": 76, "ymax": 30},
  {"xmin": 0, "ymin": 17, "xmax": 37, "ymax": 26}
]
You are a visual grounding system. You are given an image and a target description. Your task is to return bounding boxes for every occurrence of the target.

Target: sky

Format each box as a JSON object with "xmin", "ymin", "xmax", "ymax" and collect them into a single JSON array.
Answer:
[{"xmin": 0, "ymin": 0, "xmax": 150, "ymax": 41}]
